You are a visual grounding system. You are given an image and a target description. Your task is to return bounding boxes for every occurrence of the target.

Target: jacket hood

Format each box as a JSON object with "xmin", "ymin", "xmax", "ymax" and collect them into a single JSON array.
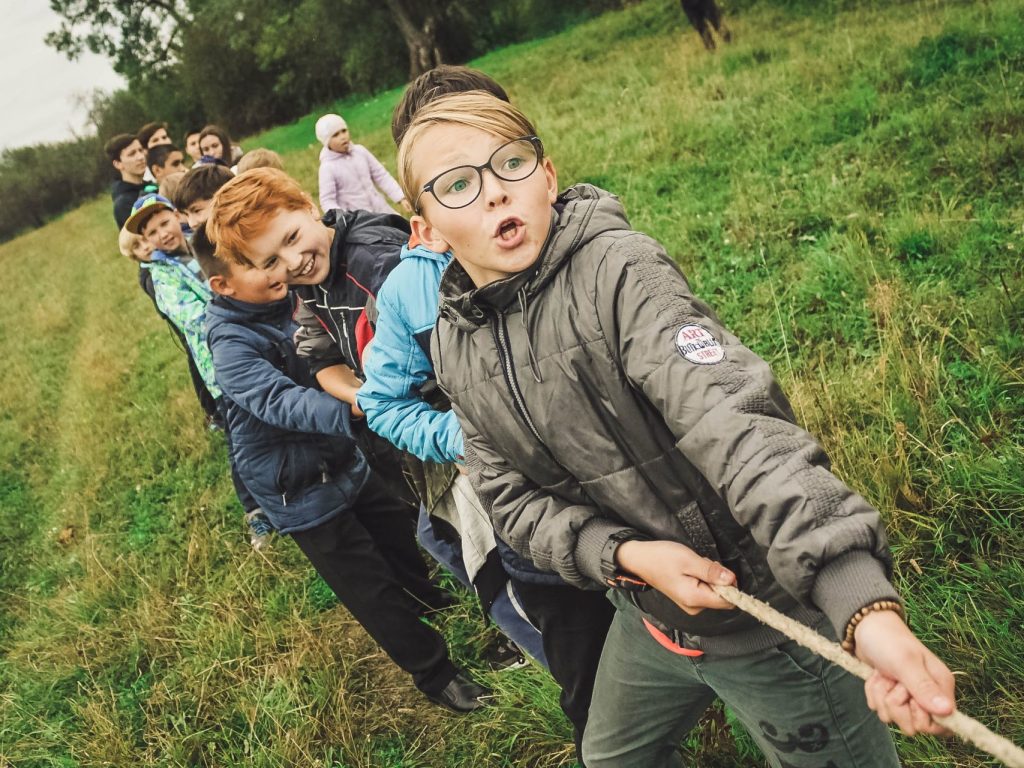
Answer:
[
  {"xmin": 401, "ymin": 242, "xmax": 451, "ymax": 265},
  {"xmin": 206, "ymin": 292, "xmax": 295, "ymax": 333},
  {"xmin": 438, "ymin": 184, "xmax": 629, "ymax": 332},
  {"xmin": 319, "ymin": 208, "xmax": 410, "ymax": 286},
  {"xmin": 321, "ymin": 207, "xmax": 410, "ymax": 243}
]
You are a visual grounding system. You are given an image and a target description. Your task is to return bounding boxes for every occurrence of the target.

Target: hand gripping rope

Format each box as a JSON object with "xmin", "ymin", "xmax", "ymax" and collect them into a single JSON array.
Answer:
[{"xmin": 711, "ymin": 584, "xmax": 1024, "ymax": 768}]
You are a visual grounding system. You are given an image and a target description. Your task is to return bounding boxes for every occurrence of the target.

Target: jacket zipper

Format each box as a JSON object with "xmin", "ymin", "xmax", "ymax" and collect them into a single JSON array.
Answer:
[
  {"xmin": 321, "ymin": 286, "xmax": 355, "ymax": 372},
  {"xmin": 492, "ymin": 314, "xmax": 544, "ymax": 444}
]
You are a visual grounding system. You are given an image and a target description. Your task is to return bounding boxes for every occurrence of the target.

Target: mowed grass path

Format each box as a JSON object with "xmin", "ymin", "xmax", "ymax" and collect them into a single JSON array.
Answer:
[{"xmin": 2, "ymin": 0, "xmax": 1022, "ymax": 765}]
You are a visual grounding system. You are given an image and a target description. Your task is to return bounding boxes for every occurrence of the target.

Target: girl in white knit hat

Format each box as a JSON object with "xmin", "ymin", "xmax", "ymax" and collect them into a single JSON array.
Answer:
[{"xmin": 314, "ymin": 113, "xmax": 411, "ymax": 215}]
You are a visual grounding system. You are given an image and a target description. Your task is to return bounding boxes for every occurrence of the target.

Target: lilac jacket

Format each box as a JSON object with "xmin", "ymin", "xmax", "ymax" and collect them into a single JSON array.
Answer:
[{"xmin": 318, "ymin": 144, "xmax": 404, "ymax": 215}]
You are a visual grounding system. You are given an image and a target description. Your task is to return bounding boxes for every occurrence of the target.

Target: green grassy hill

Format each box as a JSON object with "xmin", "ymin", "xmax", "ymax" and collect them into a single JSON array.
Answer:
[{"xmin": 2, "ymin": 0, "xmax": 1022, "ymax": 765}]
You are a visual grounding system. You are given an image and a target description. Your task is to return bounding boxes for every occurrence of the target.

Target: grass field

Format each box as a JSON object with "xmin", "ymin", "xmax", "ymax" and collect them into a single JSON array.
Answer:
[{"xmin": 1, "ymin": 0, "xmax": 1022, "ymax": 765}]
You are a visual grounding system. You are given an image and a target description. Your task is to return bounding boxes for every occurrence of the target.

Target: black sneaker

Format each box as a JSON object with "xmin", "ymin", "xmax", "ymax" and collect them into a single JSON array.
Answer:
[
  {"xmin": 482, "ymin": 637, "xmax": 529, "ymax": 671},
  {"xmin": 425, "ymin": 671, "xmax": 492, "ymax": 713}
]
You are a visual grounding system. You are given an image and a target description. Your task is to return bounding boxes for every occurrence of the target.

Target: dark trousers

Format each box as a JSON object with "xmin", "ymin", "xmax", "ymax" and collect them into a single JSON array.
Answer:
[
  {"xmin": 290, "ymin": 472, "xmax": 457, "ymax": 695},
  {"xmin": 138, "ymin": 265, "xmax": 220, "ymax": 424},
  {"xmin": 680, "ymin": 0, "xmax": 730, "ymax": 50},
  {"xmin": 513, "ymin": 580, "xmax": 616, "ymax": 764},
  {"xmin": 352, "ymin": 420, "xmax": 418, "ymax": 517},
  {"xmin": 216, "ymin": 399, "xmax": 258, "ymax": 514}
]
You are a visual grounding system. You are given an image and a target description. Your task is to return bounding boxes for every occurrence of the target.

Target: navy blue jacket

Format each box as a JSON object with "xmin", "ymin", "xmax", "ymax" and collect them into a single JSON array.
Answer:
[{"xmin": 206, "ymin": 292, "xmax": 369, "ymax": 534}]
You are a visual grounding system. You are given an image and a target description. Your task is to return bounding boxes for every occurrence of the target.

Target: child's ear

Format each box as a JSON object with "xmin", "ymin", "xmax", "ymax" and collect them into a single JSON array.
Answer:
[
  {"xmin": 209, "ymin": 274, "xmax": 232, "ymax": 296},
  {"xmin": 410, "ymin": 215, "xmax": 451, "ymax": 255},
  {"xmin": 542, "ymin": 157, "xmax": 559, "ymax": 205}
]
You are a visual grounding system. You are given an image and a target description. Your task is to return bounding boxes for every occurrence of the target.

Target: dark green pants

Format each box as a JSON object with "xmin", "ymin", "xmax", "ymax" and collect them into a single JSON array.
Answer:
[{"xmin": 583, "ymin": 598, "xmax": 900, "ymax": 768}]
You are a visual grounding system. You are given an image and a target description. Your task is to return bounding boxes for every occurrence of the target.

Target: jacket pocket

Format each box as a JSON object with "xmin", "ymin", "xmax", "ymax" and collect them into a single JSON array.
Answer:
[{"xmin": 275, "ymin": 441, "xmax": 326, "ymax": 497}]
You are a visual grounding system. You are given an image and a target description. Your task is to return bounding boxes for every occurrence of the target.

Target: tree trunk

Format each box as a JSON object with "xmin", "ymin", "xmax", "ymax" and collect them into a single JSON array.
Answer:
[{"xmin": 384, "ymin": 0, "xmax": 444, "ymax": 79}]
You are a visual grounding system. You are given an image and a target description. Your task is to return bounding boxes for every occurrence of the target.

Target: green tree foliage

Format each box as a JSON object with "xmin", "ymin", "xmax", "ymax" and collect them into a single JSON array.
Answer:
[{"xmin": 46, "ymin": 0, "xmax": 192, "ymax": 82}]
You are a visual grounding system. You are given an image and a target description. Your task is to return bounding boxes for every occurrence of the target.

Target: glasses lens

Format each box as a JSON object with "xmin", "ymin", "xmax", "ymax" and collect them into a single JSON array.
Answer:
[
  {"xmin": 434, "ymin": 166, "xmax": 481, "ymax": 208},
  {"xmin": 492, "ymin": 139, "xmax": 539, "ymax": 181}
]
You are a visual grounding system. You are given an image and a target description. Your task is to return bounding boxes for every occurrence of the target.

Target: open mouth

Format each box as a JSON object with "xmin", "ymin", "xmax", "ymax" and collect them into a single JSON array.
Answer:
[{"xmin": 495, "ymin": 217, "xmax": 524, "ymax": 245}]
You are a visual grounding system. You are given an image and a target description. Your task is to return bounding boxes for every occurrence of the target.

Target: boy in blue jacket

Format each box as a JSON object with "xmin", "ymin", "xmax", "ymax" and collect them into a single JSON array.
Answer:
[{"xmin": 197, "ymin": 227, "xmax": 490, "ymax": 713}]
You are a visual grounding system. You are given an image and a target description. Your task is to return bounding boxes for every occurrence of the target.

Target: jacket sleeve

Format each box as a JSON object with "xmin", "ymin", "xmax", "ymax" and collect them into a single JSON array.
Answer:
[
  {"xmin": 459, "ymin": 405, "xmax": 636, "ymax": 589},
  {"xmin": 151, "ymin": 267, "xmax": 220, "ymax": 398},
  {"xmin": 595, "ymin": 235, "xmax": 899, "ymax": 635},
  {"xmin": 362, "ymin": 147, "xmax": 405, "ymax": 203},
  {"xmin": 210, "ymin": 327, "xmax": 352, "ymax": 435},
  {"xmin": 318, "ymin": 162, "xmax": 339, "ymax": 213},
  {"xmin": 293, "ymin": 300, "xmax": 345, "ymax": 375},
  {"xmin": 357, "ymin": 281, "xmax": 463, "ymax": 463}
]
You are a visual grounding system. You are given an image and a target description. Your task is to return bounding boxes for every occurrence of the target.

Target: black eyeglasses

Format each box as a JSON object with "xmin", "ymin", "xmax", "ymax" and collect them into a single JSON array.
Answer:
[{"xmin": 414, "ymin": 135, "xmax": 544, "ymax": 212}]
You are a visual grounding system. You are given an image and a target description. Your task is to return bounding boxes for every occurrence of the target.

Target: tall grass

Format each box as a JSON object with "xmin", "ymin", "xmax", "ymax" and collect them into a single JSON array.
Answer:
[{"xmin": 2, "ymin": 0, "xmax": 1022, "ymax": 765}]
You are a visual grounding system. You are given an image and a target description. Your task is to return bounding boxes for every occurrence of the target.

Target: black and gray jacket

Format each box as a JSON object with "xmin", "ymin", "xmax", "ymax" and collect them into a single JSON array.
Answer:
[
  {"xmin": 293, "ymin": 208, "xmax": 409, "ymax": 377},
  {"xmin": 433, "ymin": 184, "xmax": 900, "ymax": 654}
]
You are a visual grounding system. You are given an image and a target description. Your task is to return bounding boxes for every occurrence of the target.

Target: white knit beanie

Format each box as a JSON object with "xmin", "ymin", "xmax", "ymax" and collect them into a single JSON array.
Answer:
[{"xmin": 315, "ymin": 114, "xmax": 348, "ymax": 147}]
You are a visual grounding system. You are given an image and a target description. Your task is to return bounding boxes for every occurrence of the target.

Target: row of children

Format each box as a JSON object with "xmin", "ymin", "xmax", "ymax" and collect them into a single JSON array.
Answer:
[
  {"xmin": 104, "ymin": 121, "xmax": 251, "ymax": 231},
  {"xmin": 109, "ymin": 65, "xmax": 958, "ymax": 767}
]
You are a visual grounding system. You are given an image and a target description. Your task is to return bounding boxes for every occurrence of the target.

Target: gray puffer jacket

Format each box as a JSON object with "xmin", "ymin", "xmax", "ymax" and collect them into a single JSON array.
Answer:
[{"xmin": 433, "ymin": 184, "xmax": 900, "ymax": 654}]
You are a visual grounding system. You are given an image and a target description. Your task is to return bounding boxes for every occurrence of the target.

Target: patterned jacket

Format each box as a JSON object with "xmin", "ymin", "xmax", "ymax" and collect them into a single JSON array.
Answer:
[{"xmin": 141, "ymin": 250, "xmax": 219, "ymax": 398}]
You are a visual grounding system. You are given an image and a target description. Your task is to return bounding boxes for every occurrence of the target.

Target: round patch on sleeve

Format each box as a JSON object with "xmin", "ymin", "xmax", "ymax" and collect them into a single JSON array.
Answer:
[{"xmin": 675, "ymin": 324, "xmax": 725, "ymax": 365}]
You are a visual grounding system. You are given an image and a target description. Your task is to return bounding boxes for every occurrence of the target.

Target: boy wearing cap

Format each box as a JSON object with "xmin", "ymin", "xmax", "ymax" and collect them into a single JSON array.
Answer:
[
  {"xmin": 315, "ymin": 113, "xmax": 412, "ymax": 215},
  {"xmin": 126, "ymin": 193, "xmax": 272, "ymax": 549},
  {"xmin": 126, "ymin": 194, "xmax": 217, "ymax": 395}
]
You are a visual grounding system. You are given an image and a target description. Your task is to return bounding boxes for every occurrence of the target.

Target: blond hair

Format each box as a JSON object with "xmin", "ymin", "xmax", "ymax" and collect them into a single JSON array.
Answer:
[
  {"xmin": 397, "ymin": 91, "xmax": 538, "ymax": 205},
  {"xmin": 118, "ymin": 227, "xmax": 148, "ymax": 262},
  {"xmin": 236, "ymin": 148, "xmax": 284, "ymax": 173},
  {"xmin": 158, "ymin": 170, "xmax": 186, "ymax": 203}
]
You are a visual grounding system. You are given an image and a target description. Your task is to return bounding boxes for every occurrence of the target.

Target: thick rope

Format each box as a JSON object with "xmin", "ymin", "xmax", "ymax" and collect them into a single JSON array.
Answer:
[{"xmin": 712, "ymin": 584, "xmax": 1024, "ymax": 768}]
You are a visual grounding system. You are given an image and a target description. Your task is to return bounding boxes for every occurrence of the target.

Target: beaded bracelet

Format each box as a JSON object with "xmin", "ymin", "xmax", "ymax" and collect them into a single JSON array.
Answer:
[{"xmin": 841, "ymin": 600, "xmax": 905, "ymax": 653}]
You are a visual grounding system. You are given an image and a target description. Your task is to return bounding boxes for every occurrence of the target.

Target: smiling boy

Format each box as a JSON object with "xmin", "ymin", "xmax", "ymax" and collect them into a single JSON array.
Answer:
[
  {"xmin": 208, "ymin": 168, "xmax": 419, "ymax": 511},
  {"xmin": 126, "ymin": 194, "xmax": 219, "ymax": 404},
  {"xmin": 199, "ymin": 212, "xmax": 491, "ymax": 714},
  {"xmin": 398, "ymin": 92, "xmax": 957, "ymax": 767}
]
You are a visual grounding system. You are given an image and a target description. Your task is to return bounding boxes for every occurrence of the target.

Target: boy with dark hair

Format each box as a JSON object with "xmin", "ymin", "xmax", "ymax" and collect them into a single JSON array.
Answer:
[
  {"xmin": 183, "ymin": 127, "xmax": 203, "ymax": 163},
  {"xmin": 400, "ymin": 92, "xmax": 957, "ymax": 767},
  {"xmin": 105, "ymin": 133, "xmax": 156, "ymax": 228},
  {"xmin": 198, "ymin": 229, "xmax": 490, "ymax": 713},
  {"xmin": 138, "ymin": 121, "xmax": 172, "ymax": 149},
  {"xmin": 391, "ymin": 64, "xmax": 510, "ymax": 146},
  {"xmin": 173, "ymin": 164, "xmax": 235, "ymax": 231},
  {"xmin": 147, "ymin": 144, "xmax": 186, "ymax": 184}
]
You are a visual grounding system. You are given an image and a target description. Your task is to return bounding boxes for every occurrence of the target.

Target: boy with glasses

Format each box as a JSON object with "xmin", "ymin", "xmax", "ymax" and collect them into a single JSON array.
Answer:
[
  {"xmin": 398, "ymin": 91, "xmax": 957, "ymax": 767},
  {"xmin": 357, "ymin": 67, "xmax": 617, "ymax": 764}
]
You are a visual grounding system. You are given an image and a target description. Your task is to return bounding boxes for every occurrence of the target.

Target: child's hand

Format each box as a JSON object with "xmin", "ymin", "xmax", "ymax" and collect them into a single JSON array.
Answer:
[
  {"xmin": 399, "ymin": 198, "xmax": 413, "ymax": 214},
  {"xmin": 615, "ymin": 540, "xmax": 736, "ymax": 614},
  {"xmin": 854, "ymin": 609, "xmax": 956, "ymax": 736},
  {"xmin": 316, "ymin": 364, "xmax": 364, "ymax": 412}
]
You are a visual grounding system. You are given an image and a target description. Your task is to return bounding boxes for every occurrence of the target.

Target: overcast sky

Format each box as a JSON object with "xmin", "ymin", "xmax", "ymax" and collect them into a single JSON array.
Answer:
[{"xmin": 0, "ymin": 3, "xmax": 125, "ymax": 151}]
